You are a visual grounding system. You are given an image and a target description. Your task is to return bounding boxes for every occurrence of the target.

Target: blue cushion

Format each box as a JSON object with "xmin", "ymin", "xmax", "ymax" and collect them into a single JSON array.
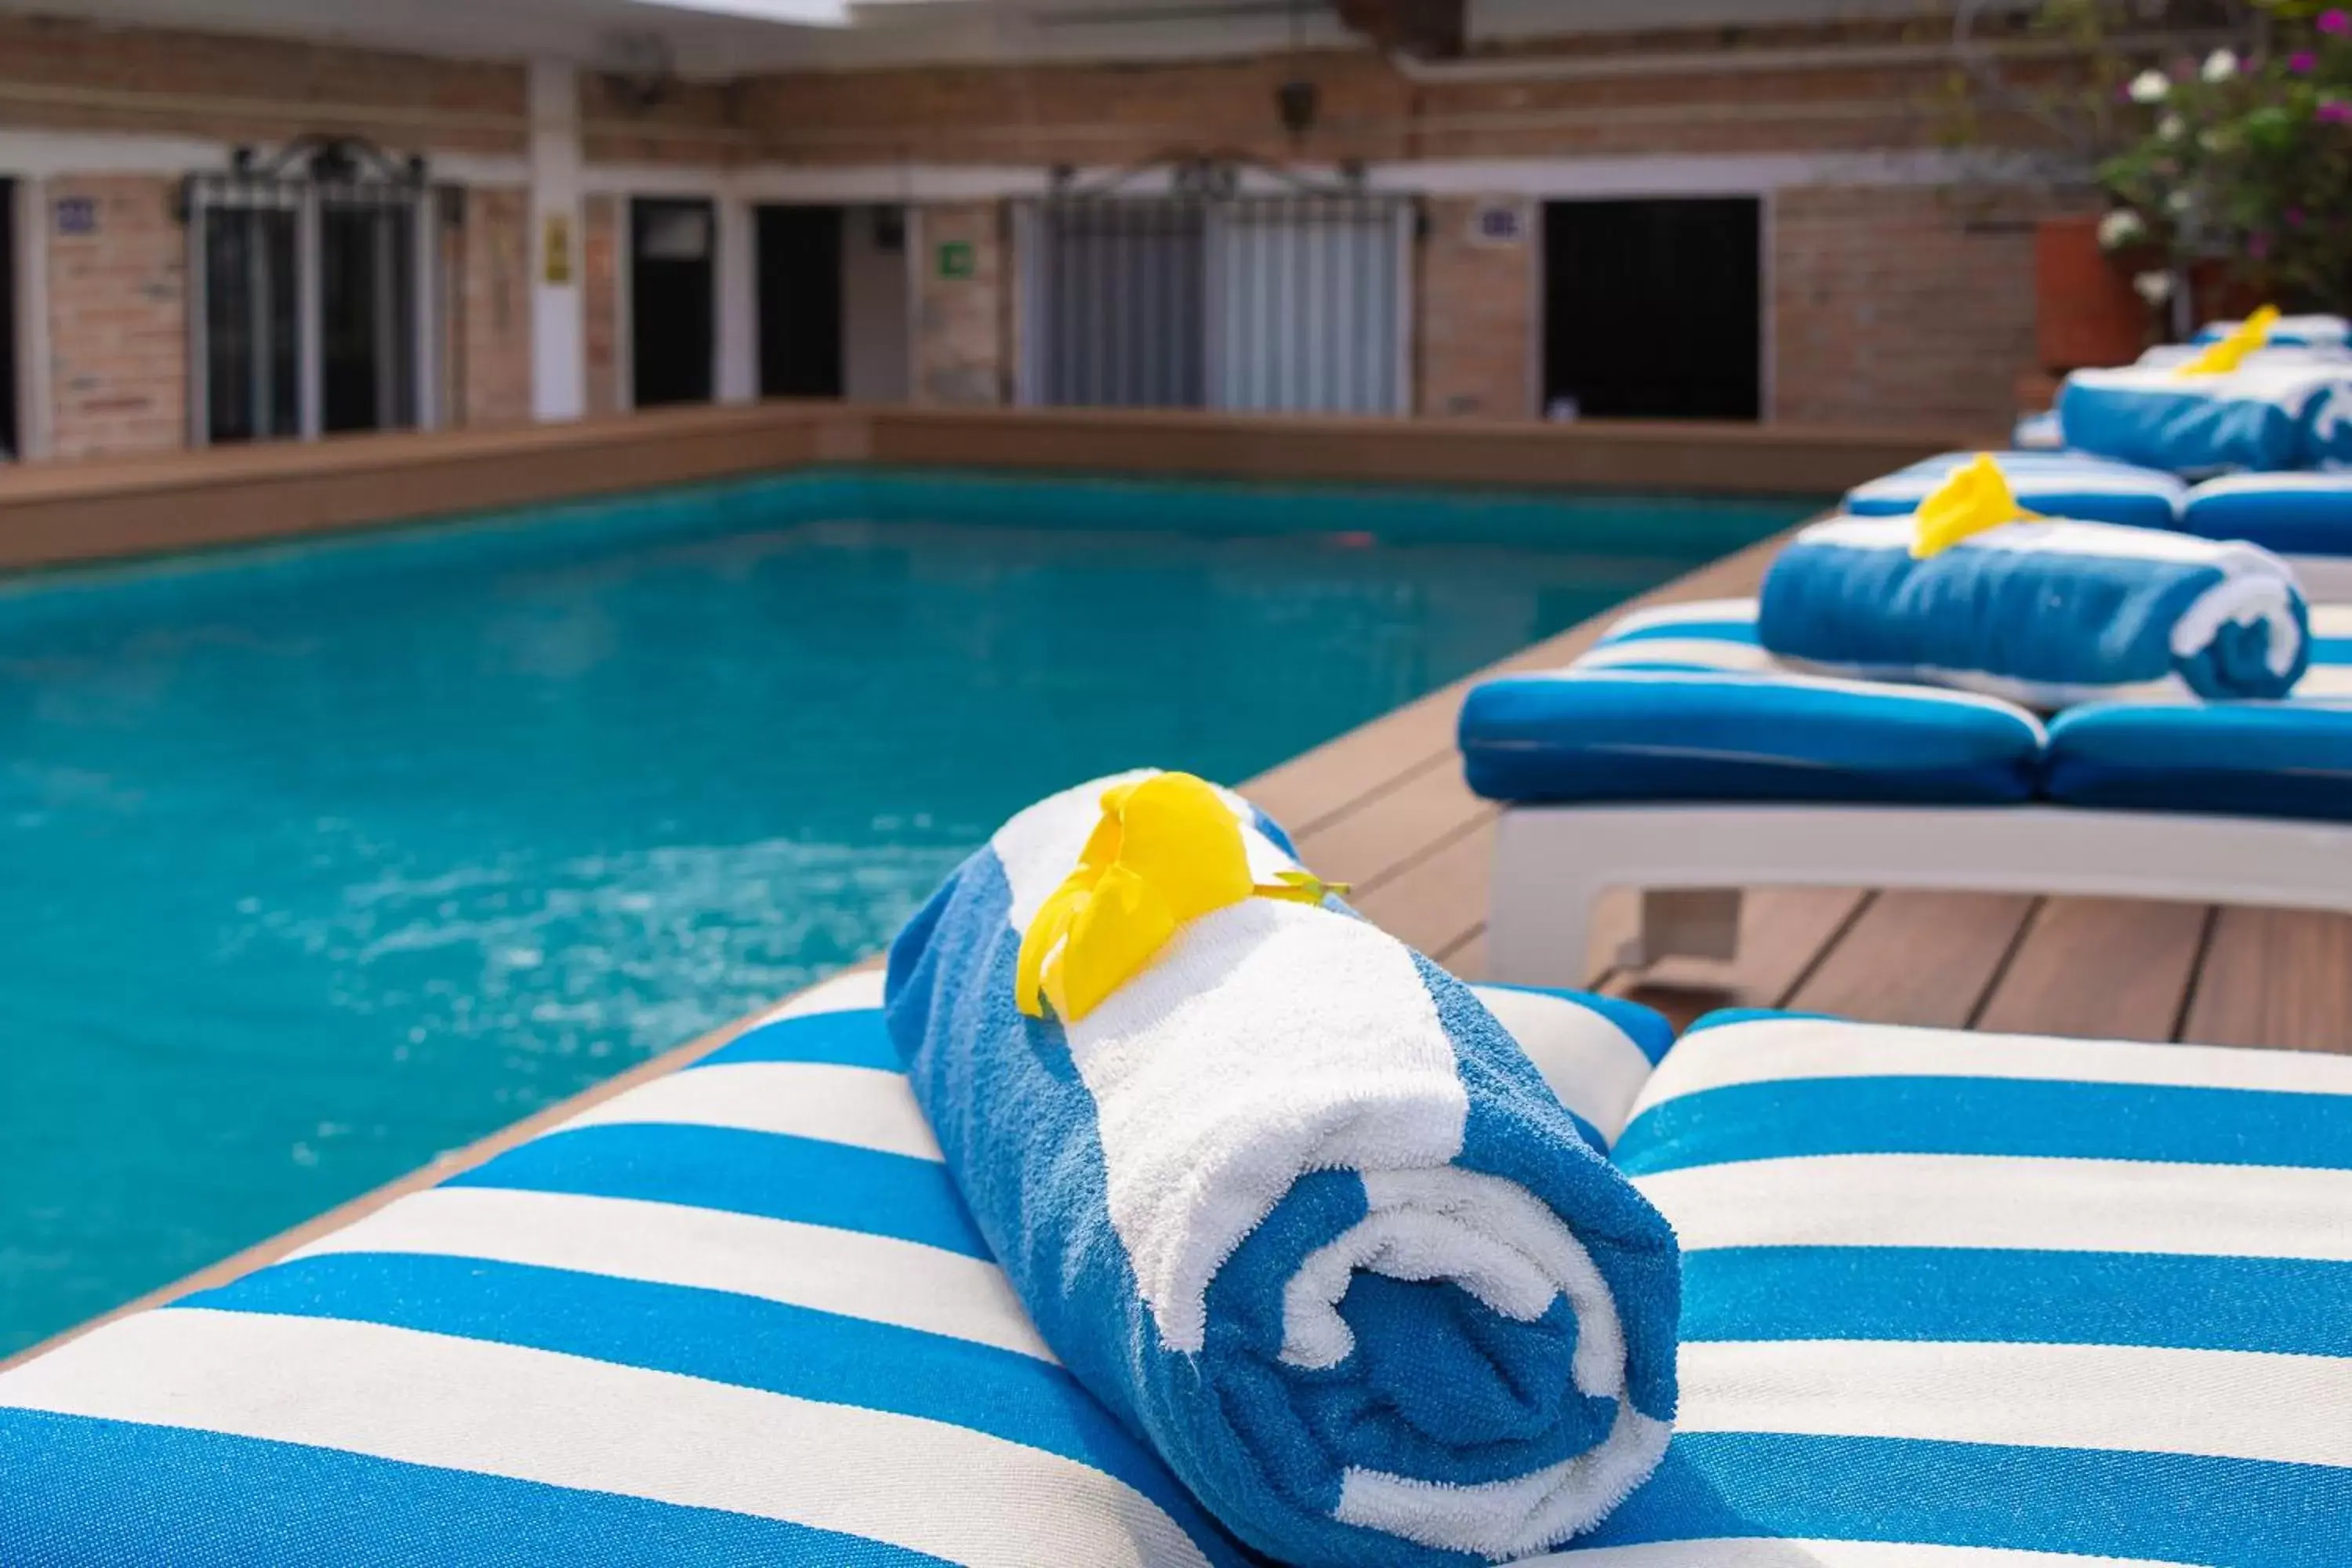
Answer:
[
  {"xmin": 2183, "ymin": 472, "xmax": 2352, "ymax": 557},
  {"xmin": 1459, "ymin": 666, "xmax": 2046, "ymax": 806},
  {"xmin": 2045, "ymin": 699, "xmax": 2352, "ymax": 820},
  {"xmin": 1599, "ymin": 1011, "xmax": 2352, "ymax": 1566},
  {"xmin": 1844, "ymin": 451, "xmax": 2185, "ymax": 532}
]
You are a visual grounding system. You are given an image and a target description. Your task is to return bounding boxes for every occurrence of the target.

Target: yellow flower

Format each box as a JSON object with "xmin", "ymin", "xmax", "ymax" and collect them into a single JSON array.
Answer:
[
  {"xmin": 1911, "ymin": 454, "xmax": 2041, "ymax": 559},
  {"xmin": 1014, "ymin": 773, "xmax": 1343, "ymax": 1023},
  {"xmin": 2177, "ymin": 304, "xmax": 2281, "ymax": 376}
]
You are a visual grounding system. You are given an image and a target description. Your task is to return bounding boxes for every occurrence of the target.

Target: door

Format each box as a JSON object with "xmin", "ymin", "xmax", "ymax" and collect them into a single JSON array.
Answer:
[
  {"xmin": 319, "ymin": 198, "xmax": 418, "ymax": 434},
  {"xmin": 1209, "ymin": 197, "xmax": 1405, "ymax": 415},
  {"xmin": 1543, "ymin": 198, "xmax": 1761, "ymax": 421},
  {"xmin": 0, "ymin": 180, "xmax": 16, "ymax": 459},
  {"xmin": 631, "ymin": 198, "xmax": 716, "ymax": 408},
  {"xmin": 757, "ymin": 205, "xmax": 844, "ymax": 399},
  {"xmin": 198, "ymin": 197, "xmax": 301, "ymax": 445},
  {"xmin": 1034, "ymin": 198, "xmax": 1207, "ymax": 409}
]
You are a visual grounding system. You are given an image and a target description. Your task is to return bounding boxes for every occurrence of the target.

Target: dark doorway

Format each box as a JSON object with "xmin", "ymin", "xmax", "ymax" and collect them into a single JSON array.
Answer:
[
  {"xmin": 631, "ymin": 197, "xmax": 716, "ymax": 408},
  {"xmin": 1543, "ymin": 198, "xmax": 1761, "ymax": 421},
  {"xmin": 757, "ymin": 205, "xmax": 844, "ymax": 399},
  {"xmin": 0, "ymin": 180, "xmax": 16, "ymax": 459},
  {"xmin": 319, "ymin": 199, "xmax": 417, "ymax": 435}
]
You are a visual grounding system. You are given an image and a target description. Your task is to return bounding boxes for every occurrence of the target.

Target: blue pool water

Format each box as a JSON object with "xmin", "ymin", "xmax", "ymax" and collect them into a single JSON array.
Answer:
[{"xmin": 0, "ymin": 468, "xmax": 1812, "ymax": 1353}]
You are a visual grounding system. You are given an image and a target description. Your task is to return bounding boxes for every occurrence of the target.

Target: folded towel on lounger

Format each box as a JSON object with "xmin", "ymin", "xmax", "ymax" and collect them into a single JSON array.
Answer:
[
  {"xmin": 1759, "ymin": 459, "xmax": 2310, "ymax": 707},
  {"xmin": 884, "ymin": 771, "xmax": 1679, "ymax": 1568},
  {"xmin": 2058, "ymin": 359, "xmax": 2352, "ymax": 474}
]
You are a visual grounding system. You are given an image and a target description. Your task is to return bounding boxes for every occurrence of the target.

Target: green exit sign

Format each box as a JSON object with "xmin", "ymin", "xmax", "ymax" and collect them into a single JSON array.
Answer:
[{"xmin": 936, "ymin": 240, "xmax": 975, "ymax": 280}]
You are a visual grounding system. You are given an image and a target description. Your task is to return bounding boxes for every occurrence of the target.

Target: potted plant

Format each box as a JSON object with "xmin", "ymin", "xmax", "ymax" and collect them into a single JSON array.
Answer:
[{"xmin": 2095, "ymin": 1, "xmax": 2352, "ymax": 329}]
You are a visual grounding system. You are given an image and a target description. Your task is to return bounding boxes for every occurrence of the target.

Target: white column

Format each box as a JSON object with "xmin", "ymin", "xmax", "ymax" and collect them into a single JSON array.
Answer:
[
  {"xmin": 528, "ymin": 57, "xmax": 585, "ymax": 422},
  {"xmin": 716, "ymin": 194, "xmax": 757, "ymax": 405},
  {"xmin": 16, "ymin": 176, "xmax": 51, "ymax": 459}
]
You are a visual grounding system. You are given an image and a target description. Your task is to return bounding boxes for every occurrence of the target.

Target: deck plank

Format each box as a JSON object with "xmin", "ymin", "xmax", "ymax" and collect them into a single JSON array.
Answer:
[
  {"xmin": 2180, "ymin": 908, "xmax": 2352, "ymax": 1053},
  {"xmin": 1347, "ymin": 812, "xmax": 1498, "ymax": 964},
  {"xmin": 1288, "ymin": 752, "xmax": 1485, "ymax": 891},
  {"xmin": 1784, "ymin": 890, "xmax": 2039, "ymax": 1029},
  {"xmin": 1601, "ymin": 887, "xmax": 1871, "ymax": 1032},
  {"xmin": 1973, "ymin": 897, "xmax": 2212, "ymax": 1044}
]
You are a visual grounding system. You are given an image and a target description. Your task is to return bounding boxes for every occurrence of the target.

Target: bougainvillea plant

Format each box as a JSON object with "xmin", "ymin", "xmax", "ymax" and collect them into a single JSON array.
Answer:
[{"xmin": 2096, "ymin": 0, "xmax": 2352, "ymax": 313}]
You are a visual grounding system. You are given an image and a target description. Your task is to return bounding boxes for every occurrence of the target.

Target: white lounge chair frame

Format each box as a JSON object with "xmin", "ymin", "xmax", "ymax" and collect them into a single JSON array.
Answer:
[
  {"xmin": 2290, "ymin": 555, "xmax": 2352, "ymax": 603},
  {"xmin": 1486, "ymin": 802, "xmax": 2352, "ymax": 986}
]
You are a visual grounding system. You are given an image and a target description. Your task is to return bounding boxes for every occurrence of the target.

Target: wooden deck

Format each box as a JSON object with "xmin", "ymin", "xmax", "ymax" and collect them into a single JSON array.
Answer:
[{"xmin": 1249, "ymin": 532, "xmax": 2352, "ymax": 1055}]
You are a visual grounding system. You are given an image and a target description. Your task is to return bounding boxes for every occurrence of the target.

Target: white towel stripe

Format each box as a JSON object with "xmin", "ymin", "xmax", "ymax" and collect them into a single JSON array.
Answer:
[
  {"xmin": 1635, "ymin": 1154, "xmax": 2352, "ymax": 1264},
  {"xmin": 1522, "ymin": 1540, "xmax": 2184, "ymax": 1567},
  {"xmin": 1632, "ymin": 1018, "xmax": 2352, "ymax": 1120},
  {"xmin": 287, "ymin": 1187, "xmax": 1051, "ymax": 1360},
  {"xmin": 557, "ymin": 1061, "xmax": 943, "ymax": 1162},
  {"xmin": 1679, "ymin": 1338, "xmax": 2352, "ymax": 1469},
  {"xmin": 750, "ymin": 967, "xmax": 887, "ymax": 1026},
  {"xmin": 0, "ymin": 1309, "xmax": 1207, "ymax": 1568},
  {"xmin": 1472, "ymin": 987, "xmax": 1655, "ymax": 1143}
]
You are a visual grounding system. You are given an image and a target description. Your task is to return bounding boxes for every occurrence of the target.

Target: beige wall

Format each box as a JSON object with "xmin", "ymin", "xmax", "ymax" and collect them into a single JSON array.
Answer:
[
  {"xmin": 1417, "ymin": 196, "xmax": 1536, "ymax": 421},
  {"xmin": 45, "ymin": 176, "xmax": 184, "ymax": 459},
  {"xmin": 913, "ymin": 202, "xmax": 1007, "ymax": 408},
  {"xmin": 583, "ymin": 194, "xmax": 623, "ymax": 417},
  {"xmin": 1769, "ymin": 183, "xmax": 2067, "ymax": 429},
  {"xmin": 459, "ymin": 187, "xmax": 534, "ymax": 429}
]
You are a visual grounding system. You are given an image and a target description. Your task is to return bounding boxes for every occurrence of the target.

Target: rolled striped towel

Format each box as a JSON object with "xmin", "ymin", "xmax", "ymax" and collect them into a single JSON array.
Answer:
[
  {"xmin": 884, "ymin": 771, "xmax": 1679, "ymax": 1567},
  {"xmin": 2057, "ymin": 360, "xmax": 2352, "ymax": 474},
  {"xmin": 1759, "ymin": 512, "xmax": 2311, "ymax": 708}
]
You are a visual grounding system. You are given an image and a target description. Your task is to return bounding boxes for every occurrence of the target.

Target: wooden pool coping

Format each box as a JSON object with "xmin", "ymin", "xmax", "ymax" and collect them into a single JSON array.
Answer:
[
  {"xmin": 2, "ymin": 402, "xmax": 2005, "ymax": 1367},
  {"xmin": 0, "ymin": 401, "xmax": 1987, "ymax": 577}
]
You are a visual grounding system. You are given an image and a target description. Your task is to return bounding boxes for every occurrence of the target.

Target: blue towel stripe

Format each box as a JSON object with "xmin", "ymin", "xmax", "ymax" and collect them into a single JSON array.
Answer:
[
  {"xmin": 1614, "ymin": 1074, "xmax": 2352, "ymax": 1176},
  {"xmin": 180, "ymin": 1253, "xmax": 1217, "ymax": 1529},
  {"xmin": 1679, "ymin": 1245, "xmax": 2352, "ymax": 1358},
  {"xmin": 446, "ymin": 1123, "xmax": 992, "ymax": 1258},
  {"xmin": 0, "ymin": 1409, "xmax": 953, "ymax": 1568},
  {"xmin": 693, "ymin": 1007, "xmax": 903, "ymax": 1071}
]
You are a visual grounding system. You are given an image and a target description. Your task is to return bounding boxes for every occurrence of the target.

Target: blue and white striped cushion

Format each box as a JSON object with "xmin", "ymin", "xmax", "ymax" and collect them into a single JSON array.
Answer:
[
  {"xmin": 1577, "ymin": 1011, "xmax": 2352, "ymax": 1566},
  {"xmin": 0, "ymin": 971, "xmax": 1662, "ymax": 1567},
  {"xmin": 2183, "ymin": 471, "xmax": 2352, "ymax": 557},
  {"xmin": 1458, "ymin": 600, "xmax": 2049, "ymax": 806},
  {"xmin": 1844, "ymin": 451, "xmax": 2187, "ymax": 532},
  {"xmin": 1464, "ymin": 598, "xmax": 2352, "ymax": 821}
]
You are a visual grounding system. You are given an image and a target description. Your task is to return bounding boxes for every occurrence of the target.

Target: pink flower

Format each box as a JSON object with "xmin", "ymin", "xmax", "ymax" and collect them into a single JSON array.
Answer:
[
  {"xmin": 2321, "ymin": 99, "xmax": 2352, "ymax": 123},
  {"xmin": 2288, "ymin": 205, "xmax": 2310, "ymax": 228},
  {"xmin": 2323, "ymin": 8, "xmax": 2351, "ymax": 34},
  {"xmin": 2292, "ymin": 49, "xmax": 2319, "ymax": 73}
]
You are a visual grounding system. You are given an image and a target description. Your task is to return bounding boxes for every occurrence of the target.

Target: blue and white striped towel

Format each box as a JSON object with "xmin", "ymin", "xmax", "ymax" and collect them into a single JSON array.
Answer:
[
  {"xmin": 2059, "ymin": 361, "xmax": 2352, "ymax": 474},
  {"xmin": 0, "ymin": 967, "xmax": 1661, "ymax": 1566},
  {"xmin": 2192, "ymin": 312, "xmax": 2352, "ymax": 349},
  {"xmin": 1758, "ymin": 514, "xmax": 2311, "ymax": 707},
  {"xmin": 1563, "ymin": 1011, "xmax": 2352, "ymax": 1566},
  {"xmin": 885, "ymin": 772, "xmax": 1681, "ymax": 1567}
]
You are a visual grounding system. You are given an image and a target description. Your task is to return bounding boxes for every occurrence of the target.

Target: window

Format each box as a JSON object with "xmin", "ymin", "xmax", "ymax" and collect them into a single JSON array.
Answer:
[{"xmin": 187, "ymin": 140, "xmax": 437, "ymax": 445}]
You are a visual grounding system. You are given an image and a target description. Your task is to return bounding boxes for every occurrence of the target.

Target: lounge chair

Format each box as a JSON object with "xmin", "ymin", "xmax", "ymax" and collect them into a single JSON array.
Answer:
[
  {"xmin": 5, "ymin": 980, "xmax": 2347, "ymax": 1564},
  {"xmin": 0, "ymin": 970, "xmax": 1654, "ymax": 1566},
  {"xmin": 1467, "ymin": 597, "xmax": 2352, "ymax": 985}
]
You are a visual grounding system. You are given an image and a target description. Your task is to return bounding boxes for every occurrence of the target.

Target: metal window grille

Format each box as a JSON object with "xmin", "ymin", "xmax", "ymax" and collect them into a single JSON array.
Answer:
[
  {"xmin": 184, "ymin": 136, "xmax": 438, "ymax": 447},
  {"xmin": 1022, "ymin": 166, "xmax": 1410, "ymax": 416}
]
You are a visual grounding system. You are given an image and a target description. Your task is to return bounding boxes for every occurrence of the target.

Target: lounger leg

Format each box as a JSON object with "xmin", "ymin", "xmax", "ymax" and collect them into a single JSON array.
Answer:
[
  {"xmin": 1488, "ymin": 815, "xmax": 1614, "ymax": 987},
  {"xmin": 1627, "ymin": 888, "xmax": 1744, "ymax": 967}
]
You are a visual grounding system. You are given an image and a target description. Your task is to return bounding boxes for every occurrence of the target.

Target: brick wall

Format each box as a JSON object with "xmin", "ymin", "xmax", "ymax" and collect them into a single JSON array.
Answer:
[
  {"xmin": 0, "ymin": 13, "xmax": 525, "ymax": 156},
  {"xmin": 913, "ymin": 203, "xmax": 1007, "ymax": 407},
  {"xmin": 1417, "ymin": 196, "xmax": 1534, "ymax": 420},
  {"xmin": 459, "ymin": 187, "xmax": 533, "ymax": 428},
  {"xmin": 1771, "ymin": 183, "xmax": 2071, "ymax": 430},
  {"xmin": 583, "ymin": 194, "xmax": 622, "ymax": 416},
  {"xmin": 45, "ymin": 176, "xmax": 184, "ymax": 459}
]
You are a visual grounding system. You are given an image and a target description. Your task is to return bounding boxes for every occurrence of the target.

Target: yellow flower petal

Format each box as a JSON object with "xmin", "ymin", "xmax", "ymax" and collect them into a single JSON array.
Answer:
[{"xmin": 1911, "ymin": 453, "xmax": 2041, "ymax": 560}]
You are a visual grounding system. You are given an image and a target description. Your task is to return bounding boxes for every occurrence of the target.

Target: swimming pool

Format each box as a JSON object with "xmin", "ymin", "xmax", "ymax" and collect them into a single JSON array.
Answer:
[{"xmin": 0, "ymin": 467, "xmax": 1814, "ymax": 1354}]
